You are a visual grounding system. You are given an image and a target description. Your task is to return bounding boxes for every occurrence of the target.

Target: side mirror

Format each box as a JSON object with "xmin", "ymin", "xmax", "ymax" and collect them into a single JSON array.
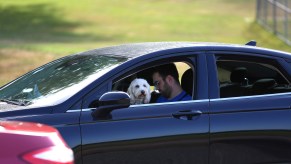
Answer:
[{"xmin": 91, "ymin": 91, "xmax": 130, "ymax": 119}]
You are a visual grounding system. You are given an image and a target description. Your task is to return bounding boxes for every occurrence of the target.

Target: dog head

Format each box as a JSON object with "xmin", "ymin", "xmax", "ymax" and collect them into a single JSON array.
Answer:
[{"xmin": 127, "ymin": 78, "xmax": 151, "ymax": 104}]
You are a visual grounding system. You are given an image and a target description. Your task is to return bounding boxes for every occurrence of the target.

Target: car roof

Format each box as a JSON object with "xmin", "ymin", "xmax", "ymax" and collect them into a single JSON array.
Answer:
[
  {"xmin": 78, "ymin": 41, "xmax": 291, "ymax": 59},
  {"xmin": 79, "ymin": 42, "xmax": 197, "ymax": 58}
]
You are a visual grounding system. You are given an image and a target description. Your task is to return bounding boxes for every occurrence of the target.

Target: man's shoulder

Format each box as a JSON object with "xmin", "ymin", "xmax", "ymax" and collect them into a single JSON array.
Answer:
[
  {"xmin": 182, "ymin": 94, "xmax": 192, "ymax": 101},
  {"xmin": 156, "ymin": 96, "xmax": 167, "ymax": 103},
  {"xmin": 179, "ymin": 91, "xmax": 191, "ymax": 101},
  {"xmin": 156, "ymin": 91, "xmax": 191, "ymax": 103}
]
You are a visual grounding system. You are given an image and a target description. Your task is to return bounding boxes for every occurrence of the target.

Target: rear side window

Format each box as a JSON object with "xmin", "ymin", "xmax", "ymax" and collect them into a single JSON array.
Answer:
[{"xmin": 216, "ymin": 55, "xmax": 291, "ymax": 98}]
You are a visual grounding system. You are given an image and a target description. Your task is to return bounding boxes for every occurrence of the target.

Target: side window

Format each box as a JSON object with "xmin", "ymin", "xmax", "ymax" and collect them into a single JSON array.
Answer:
[
  {"xmin": 112, "ymin": 61, "xmax": 194, "ymax": 105},
  {"xmin": 217, "ymin": 56, "xmax": 291, "ymax": 98}
]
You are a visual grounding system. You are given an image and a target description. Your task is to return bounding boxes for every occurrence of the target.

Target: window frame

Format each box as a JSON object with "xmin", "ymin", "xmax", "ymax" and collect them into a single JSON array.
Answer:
[
  {"xmin": 111, "ymin": 56, "xmax": 196, "ymax": 103},
  {"xmin": 208, "ymin": 51, "xmax": 291, "ymax": 99},
  {"xmin": 82, "ymin": 51, "xmax": 208, "ymax": 108}
]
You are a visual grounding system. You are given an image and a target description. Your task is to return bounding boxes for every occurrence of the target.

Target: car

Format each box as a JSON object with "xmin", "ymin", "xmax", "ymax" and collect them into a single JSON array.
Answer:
[
  {"xmin": 0, "ymin": 121, "xmax": 74, "ymax": 164},
  {"xmin": 1, "ymin": 41, "xmax": 291, "ymax": 164}
]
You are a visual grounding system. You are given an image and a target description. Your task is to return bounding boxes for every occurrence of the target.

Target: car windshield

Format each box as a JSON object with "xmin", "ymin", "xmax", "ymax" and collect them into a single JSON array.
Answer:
[{"xmin": 0, "ymin": 54, "xmax": 127, "ymax": 106}]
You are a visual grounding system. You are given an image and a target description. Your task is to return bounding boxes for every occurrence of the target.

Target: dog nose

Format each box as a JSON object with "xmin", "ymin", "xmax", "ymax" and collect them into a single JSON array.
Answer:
[{"xmin": 141, "ymin": 90, "xmax": 145, "ymax": 94}]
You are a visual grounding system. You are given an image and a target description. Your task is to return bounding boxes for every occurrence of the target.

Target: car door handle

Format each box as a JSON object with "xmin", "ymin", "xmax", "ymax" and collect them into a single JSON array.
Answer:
[{"xmin": 172, "ymin": 110, "xmax": 202, "ymax": 120}]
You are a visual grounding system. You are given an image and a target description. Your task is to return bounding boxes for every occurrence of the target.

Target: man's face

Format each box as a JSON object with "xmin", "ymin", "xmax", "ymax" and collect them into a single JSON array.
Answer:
[{"xmin": 152, "ymin": 72, "xmax": 172, "ymax": 98}]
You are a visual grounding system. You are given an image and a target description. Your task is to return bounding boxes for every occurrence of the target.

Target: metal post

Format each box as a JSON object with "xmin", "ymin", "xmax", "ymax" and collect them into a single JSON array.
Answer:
[
  {"xmin": 263, "ymin": 1, "xmax": 268, "ymax": 26},
  {"xmin": 256, "ymin": 0, "xmax": 261, "ymax": 21},
  {"xmin": 285, "ymin": 0, "xmax": 290, "ymax": 40},
  {"xmin": 273, "ymin": 0, "xmax": 277, "ymax": 34}
]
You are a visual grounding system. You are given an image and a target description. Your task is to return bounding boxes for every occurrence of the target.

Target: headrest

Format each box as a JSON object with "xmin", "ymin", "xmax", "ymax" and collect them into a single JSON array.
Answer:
[
  {"xmin": 253, "ymin": 78, "xmax": 277, "ymax": 90},
  {"xmin": 181, "ymin": 69, "xmax": 193, "ymax": 96},
  {"xmin": 230, "ymin": 67, "xmax": 247, "ymax": 83}
]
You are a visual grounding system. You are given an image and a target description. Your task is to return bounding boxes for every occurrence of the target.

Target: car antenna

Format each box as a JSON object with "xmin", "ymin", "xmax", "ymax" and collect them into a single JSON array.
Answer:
[{"xmin": 245, "ymin": 40, "xmax": 257, "ymax": 46}]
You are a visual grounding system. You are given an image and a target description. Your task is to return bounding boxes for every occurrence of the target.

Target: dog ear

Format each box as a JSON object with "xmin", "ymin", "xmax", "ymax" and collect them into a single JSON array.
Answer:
[
  {"xmin": 144, "ymin": 82, "xmax": 151, "ymax": 104},
  {"xmin": 144, "ymin": 94, "xmax": 151, "ymax": 104},
  {"xmin": 127, "ymin": 83, "xmax": 135, "ymax": 102},
  {"xmin": 127, "ymin": 85, "xmax": 132, "ymax": 96}
]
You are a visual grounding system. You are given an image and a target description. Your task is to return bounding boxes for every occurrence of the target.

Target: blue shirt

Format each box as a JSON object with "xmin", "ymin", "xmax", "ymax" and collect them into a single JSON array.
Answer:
[{"xmin": 156, "ymin": 91, "xmax": 192, "ymax": 103}]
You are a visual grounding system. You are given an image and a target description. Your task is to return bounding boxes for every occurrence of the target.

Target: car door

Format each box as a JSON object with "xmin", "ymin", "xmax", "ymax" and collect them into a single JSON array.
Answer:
[
  {"xmin": 208, "ymin": 52, "xmax": 291, "ymax": 164},
  {"xmin": 80, "ymin": 52, "xmax": 210, "ymax": 164}
]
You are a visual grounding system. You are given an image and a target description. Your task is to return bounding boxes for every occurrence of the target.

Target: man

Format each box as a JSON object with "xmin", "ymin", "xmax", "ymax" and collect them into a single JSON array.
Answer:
[{"xmin": 152, "ymin": 63, "xmax": 192, "ymax": 103}]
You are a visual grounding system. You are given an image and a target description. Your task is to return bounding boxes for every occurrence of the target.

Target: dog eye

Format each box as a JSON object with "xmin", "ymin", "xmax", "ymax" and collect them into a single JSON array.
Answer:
[
  {"xmin": 143, "ymin": 84, "xmax": 147, "ymax": 87},
  {"xmin": 135, "ymin": 85, "xmax": 139, "ymax": 88}
]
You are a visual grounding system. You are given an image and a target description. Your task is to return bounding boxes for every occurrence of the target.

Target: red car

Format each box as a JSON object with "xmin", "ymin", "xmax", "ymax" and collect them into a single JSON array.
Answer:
[{"xmin": 0, "ymin": 121, "xmax": 74, "ymax": 164}]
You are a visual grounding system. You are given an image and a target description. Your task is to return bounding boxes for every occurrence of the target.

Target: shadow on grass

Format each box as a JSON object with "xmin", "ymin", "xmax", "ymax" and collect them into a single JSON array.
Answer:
[{"xmin": 0, "ymin": 4, "xmax": 112, "ymax": 43}]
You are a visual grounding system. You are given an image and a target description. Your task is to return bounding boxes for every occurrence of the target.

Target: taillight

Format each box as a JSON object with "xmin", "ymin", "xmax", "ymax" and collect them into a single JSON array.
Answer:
[{"xmin": 22, "ymin": 146, "xmax": 74, "ymax": 164}]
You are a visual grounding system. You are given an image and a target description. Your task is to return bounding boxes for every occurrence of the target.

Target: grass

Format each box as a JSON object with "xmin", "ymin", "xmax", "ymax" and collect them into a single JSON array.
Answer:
[{"xmin": 0, "ymin": 0, "xmax": 290, "ymax": 86}]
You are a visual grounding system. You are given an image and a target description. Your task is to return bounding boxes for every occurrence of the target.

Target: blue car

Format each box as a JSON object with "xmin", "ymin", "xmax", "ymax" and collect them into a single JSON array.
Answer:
[{"xmin": 1, "ymin": 41, "xmax": 291, "ymax": 164}]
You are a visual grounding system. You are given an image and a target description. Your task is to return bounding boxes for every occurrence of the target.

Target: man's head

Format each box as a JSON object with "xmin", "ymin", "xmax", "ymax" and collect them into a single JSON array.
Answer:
[{"xmin": 152, "ymin": 63, "xmax": 180, "ymax": 98}]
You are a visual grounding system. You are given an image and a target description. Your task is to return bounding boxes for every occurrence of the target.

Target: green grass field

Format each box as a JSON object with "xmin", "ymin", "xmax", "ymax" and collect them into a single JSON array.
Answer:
[{"xmin": 0, "ymin": 0, "xmax": 290, "ymax": 86}]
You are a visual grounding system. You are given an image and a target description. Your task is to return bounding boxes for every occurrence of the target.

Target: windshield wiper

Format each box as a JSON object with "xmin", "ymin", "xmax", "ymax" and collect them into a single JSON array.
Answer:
[{"xmin": 0, "ymin": 99, "xmax": 32, "ymax": 106}]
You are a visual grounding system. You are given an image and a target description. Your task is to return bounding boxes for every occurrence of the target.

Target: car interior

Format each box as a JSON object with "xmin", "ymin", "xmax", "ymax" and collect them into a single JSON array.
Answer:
[
  {"xmin": 112, "ymin": 55, "xmax": 291, "ymax": 103},
  {"xmin": 217, "ymin": 59, "xmax": 291, "ymax": 98},
  {"xmin": 112, "ymin": 62, "xmax": 194, "ymax": 104}
]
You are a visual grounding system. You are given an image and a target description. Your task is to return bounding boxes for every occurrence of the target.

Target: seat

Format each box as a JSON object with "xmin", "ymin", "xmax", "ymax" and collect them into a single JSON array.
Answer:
[
  {"xmin": 149, "ymin": 90, "xmax": 161, "ymax": 103},
  {"xmin": 251, "ymin": 78, "xmax": 277, "ymax": 95},
  {"xmin": 181, "ymin": 68, "xmax": 193, "ymax": 96},
  {"xmin": 220, "ymin": 67, "xmax": 249, "ymax": 98}
]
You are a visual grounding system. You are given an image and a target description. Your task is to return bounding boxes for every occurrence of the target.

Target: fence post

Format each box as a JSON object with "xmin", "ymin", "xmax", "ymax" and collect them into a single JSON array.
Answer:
[
  {"xmin": 273, "ymin": 0, "xmax": 277, "ymax": 34},
  {"xmin": 286, "ymin": 0, "xmax": 289, "ymax": 41},
  {"xmin": 263, "ymin": 0, "xmax": 267, "ymax": 25},
  {"xmin": 256, "ymin": 0, "xmax": 261, "ymax": 20}
]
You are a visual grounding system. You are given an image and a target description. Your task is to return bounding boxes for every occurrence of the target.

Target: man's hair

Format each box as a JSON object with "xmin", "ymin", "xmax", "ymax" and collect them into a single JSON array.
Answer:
[{"xmin": 153, "ymin": 63, "xmax": 179, "ymax": 83}]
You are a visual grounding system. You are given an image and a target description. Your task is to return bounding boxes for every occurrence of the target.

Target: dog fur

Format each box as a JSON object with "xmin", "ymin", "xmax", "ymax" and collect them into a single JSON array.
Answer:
[{"xmin": 127, "ymin": 78, "xmax": 151, "ymax": 105}]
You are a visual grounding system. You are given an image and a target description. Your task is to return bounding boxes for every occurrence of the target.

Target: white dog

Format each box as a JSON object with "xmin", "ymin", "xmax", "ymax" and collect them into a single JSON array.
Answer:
[{"xmin": 127, "ymin": 78, "xmax": 151, "ymax": 105}]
